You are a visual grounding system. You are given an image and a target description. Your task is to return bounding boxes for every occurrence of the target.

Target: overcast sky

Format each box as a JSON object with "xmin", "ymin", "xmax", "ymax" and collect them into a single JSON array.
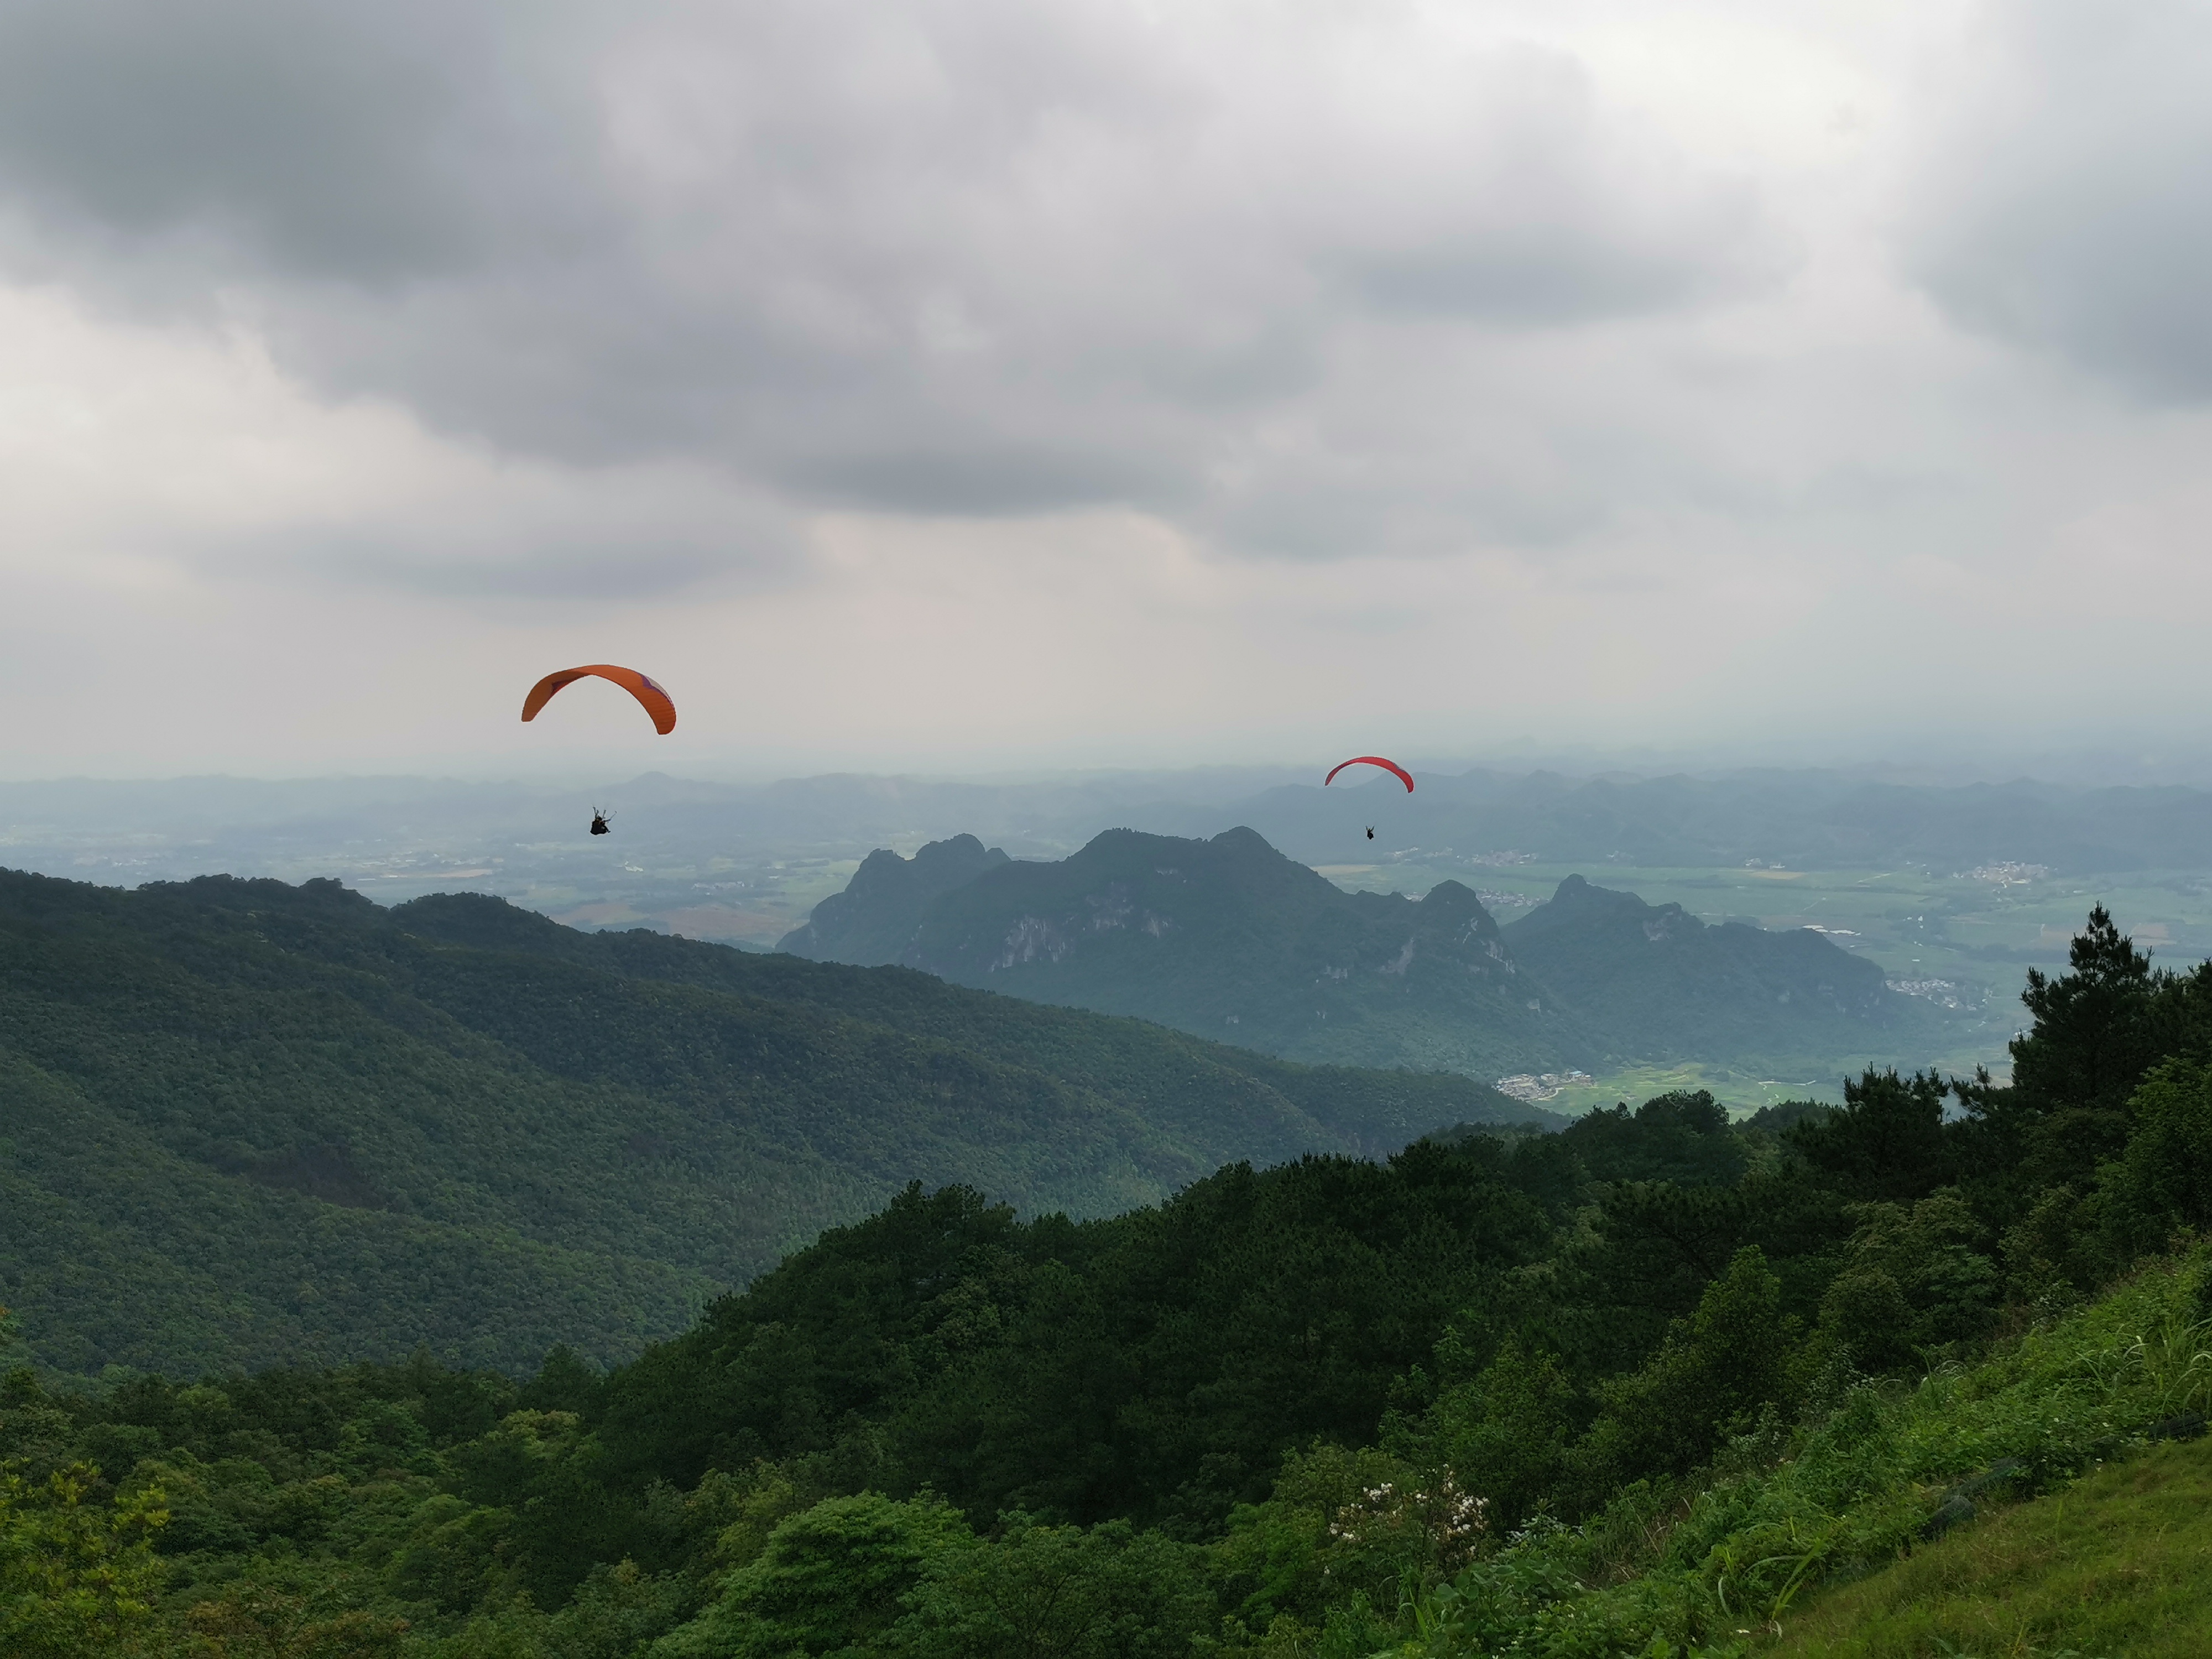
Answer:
[{"xmin": 1, "ymin": 0, "xmax": 2208, "ymax": 780}]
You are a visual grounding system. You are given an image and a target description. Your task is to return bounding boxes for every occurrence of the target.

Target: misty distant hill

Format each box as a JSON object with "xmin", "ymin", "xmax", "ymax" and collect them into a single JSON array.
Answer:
[
  {"xmin": 891, "ymin": 826, "xmax": 1583, "ymax": 1079},
  {"xmin": 778, "ymin": 832, "xmax": 1010, "ymax": 964},
  {"xmin": 1501, "ymin": 873, "xmax": 1914, "ymax": 1061},
  {"xmin": 781, "ymin": 828, "xmax": 1937, "ymax": 1075}
]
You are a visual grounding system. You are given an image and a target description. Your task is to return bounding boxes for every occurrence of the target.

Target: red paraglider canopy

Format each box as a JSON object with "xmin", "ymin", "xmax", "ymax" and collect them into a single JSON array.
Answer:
[
  {"xmin": 1325, "ymin": 755, "xmax": 1414, "ymax": 792},
  {"xmin": 521, "ymin": 665, "xmax": 677, "ymax": 735}
]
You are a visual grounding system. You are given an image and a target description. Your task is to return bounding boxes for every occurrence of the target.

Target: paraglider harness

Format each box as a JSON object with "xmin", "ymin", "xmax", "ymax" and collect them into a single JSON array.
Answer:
[{"xmin": 589, "ymin": 807, "xmax": 614, "ymax": 836}]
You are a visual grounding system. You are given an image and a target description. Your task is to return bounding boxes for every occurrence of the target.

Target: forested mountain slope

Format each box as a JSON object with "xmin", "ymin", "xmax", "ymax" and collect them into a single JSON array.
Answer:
[
  {"xmin": 13, "ymin": 909, "xmax": 2212, "ymax": 1658},
  {"xmin": 0, "ymin": 868, "xmax": 1543, "ymax": 1378},
  {"xmin": 782, "ymin": 828, "xmax": 1933, "ymax": 1074}
]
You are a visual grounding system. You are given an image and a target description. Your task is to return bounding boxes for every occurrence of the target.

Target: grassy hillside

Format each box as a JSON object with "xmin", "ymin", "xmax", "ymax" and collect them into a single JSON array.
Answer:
[
  {"xmin": 1381, "ymin": 1248, "xmax": 2212, "ymax": 1658},
  {"xmin": 0, "ymin": 867, "xmax": 1544, "ymax": 1377},
  {"xmin": 1771, "ymin": 1429, "xmax": 2212, "ymax": 1657}
]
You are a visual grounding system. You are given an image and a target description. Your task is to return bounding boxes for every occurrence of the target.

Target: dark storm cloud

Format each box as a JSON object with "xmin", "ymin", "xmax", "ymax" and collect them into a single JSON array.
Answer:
[
  {"xmin": 1908, "ymin": 0, "xmax": 2212, "ymax": 400},
  {"xmin": 0, "ymin": 0, "xmax": 1788, "ymax": 536}
]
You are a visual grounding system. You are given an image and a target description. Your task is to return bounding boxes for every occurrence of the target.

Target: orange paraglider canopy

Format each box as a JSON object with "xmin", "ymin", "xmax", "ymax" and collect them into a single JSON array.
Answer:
[
  {"xmin": 521, "ymin": 665, "xmax": 677, "ymax": 735},
  {"xmin": 1326, "ymin": 755, "xmax": 1413, "ymax": 791}
]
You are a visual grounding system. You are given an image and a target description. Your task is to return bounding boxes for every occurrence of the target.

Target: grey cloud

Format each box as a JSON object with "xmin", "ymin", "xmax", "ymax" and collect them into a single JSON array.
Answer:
[
  {"xmin": 791, "ymin": 445, "xmax": 1193, "ymax": 519},
  {"xmin": 285, "ymin": 516, "xmax": 796, "ymax": 602},
  {"xmin": 1199, "ymin": 398, "xmax": 1712, "ymax": 561},
  {"xmin": 1351, "ymin": 225, "xmax": 1747, "ymax": 326},
  {"xmin": 191, "ymin": 461, "xmax": 804, "ymax": 602},
  {"xmin": 0, "ymin": 0, "xmax": 1790, "ymax": 539},
  {"xmin": 1906, "ymin": 0, "xmax": 2212, "ymax": 400},
  {"xmin": 0, "ymin": 0, "xmax": 611, "ymax": 281},
  {"xmin": 304, "ymin": 541, "xmax": 733, "ymax": 602},
  {"xmin": 1326, "ymin": 47, "xmax": 1781, "ymax": 324}
]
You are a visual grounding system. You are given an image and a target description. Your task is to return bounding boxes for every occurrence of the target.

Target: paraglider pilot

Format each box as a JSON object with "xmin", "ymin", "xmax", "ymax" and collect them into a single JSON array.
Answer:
[{"xmin": 589, "ymin": 809, "xmax": 613, "ymax": 837}]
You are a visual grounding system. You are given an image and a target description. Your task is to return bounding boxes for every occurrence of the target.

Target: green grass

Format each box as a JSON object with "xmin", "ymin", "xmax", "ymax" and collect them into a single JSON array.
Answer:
[{"xmin": 1770, "ymin": 1434, "xmax": 2212, "ymax": 1658}]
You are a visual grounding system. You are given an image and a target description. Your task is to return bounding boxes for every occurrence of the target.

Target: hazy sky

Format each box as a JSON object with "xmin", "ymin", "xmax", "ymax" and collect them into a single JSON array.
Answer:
[{"xmin": 2, "ymin": 0, "xmax": 2209, "ymax": 779}]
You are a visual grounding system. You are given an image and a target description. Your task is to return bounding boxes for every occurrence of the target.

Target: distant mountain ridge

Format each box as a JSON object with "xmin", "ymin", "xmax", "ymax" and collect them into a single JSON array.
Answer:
[
  {"xmin": 781, "ymin": 827, "xmax": 1935, "ymax": 1074},
  {"xmin": 900, "ymin": 826, "xmax": 1579, "ymax": 1079}
]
